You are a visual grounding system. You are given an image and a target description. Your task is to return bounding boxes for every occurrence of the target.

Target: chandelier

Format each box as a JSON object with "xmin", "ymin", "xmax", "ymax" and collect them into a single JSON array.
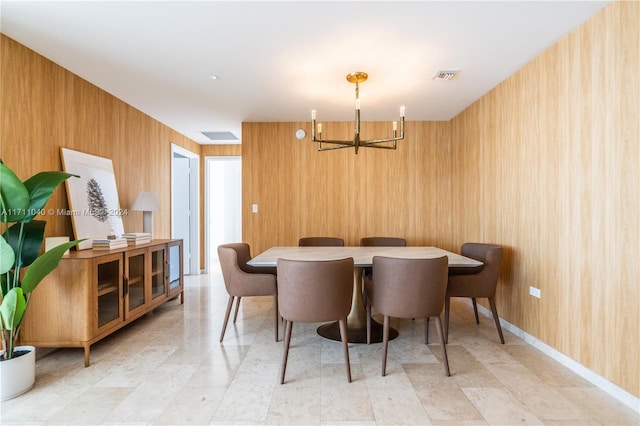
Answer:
[{"xmin": 311, "ymin": 72, "xmax": 405, "ymax": 154}]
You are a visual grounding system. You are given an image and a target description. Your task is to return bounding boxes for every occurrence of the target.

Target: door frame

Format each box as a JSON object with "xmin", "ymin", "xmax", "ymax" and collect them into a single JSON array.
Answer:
[{"xmin": 171, "ymin": 143, "xmax": 200, "ymax": 275}]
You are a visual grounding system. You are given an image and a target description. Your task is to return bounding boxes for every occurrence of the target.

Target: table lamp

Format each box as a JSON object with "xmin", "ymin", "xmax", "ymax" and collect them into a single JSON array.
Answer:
[{"xmin": 131, "ymin": 191, "xmax": 160, "ymax": 236}]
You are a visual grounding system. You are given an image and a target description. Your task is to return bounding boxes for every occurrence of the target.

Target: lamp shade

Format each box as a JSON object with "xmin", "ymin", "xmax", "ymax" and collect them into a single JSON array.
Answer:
[{"xmin": 131, "ymin": 191, "xmax": 161, "ymax": 212}]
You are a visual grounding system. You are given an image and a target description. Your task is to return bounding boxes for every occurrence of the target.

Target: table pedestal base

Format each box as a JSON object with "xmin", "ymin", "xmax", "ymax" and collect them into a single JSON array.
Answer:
[
  {"xmin": 316, "ymin": 267, "xmax": 398, "ymax": 344},
  {"xmin": 317, "ymin": 319, "xmax": 398, "ymax": 343}
]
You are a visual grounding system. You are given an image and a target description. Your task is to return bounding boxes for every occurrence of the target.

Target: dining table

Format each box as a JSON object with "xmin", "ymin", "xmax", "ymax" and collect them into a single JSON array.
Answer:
[{"xmin": 247, "ymin": 246, "xmax": 483, "ymax": 344}]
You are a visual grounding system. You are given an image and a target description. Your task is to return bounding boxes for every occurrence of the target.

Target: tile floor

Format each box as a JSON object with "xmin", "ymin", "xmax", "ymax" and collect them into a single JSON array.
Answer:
[{"xmin": 1, "ymin": 264, "xmax": 638, "ymax": 425}]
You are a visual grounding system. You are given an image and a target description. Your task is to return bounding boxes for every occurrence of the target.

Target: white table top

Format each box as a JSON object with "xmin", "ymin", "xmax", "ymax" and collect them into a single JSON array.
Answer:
[{"xmin": 248, "ymin": 246, "xmax": 482, "ymax": 268}]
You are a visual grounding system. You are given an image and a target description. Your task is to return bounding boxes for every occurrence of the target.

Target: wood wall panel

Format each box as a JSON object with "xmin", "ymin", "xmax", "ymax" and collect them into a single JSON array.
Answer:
[
  {"xmin": 242, "ymin": 121, "xmax": 452, "ymax": 255},
  {"xmin": 451, "ymin": 1, "xmax": 639, "ymax": 397},
  {"xmin": 1, "ymin": 35, "xmax": 201, "ymax": 243},
  {"xmin": 200, "ymin": 144, "xmax": 242, "ymax": 157}
]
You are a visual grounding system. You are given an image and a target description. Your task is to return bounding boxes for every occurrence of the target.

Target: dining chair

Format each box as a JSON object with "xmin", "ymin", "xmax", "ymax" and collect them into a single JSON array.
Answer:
[
  {"xmin": 359, "ymin": 237, "xmax": 407, "ymax": 247},
  {"xmin": 298, "ymin": 237, "xmax": 344, "ymax": 246},
  {"xmin": 445, "ymin": 243, "xmax": 504, "ymax": 344},
  {"xmin": 359, "ymin": 236, "xmax": 407, "ymax": 282},
  {"xmin": 228, "ymin": 242, "xmax": 277, "ymax": 322},
  {"xmin": 276, "ymin": 257, "xmax": 354, "ymax": 384},
  {"xmin": 364, "ymin": 255, "xmax": 451, "ymax": 376},
  {"xmin": 217, "ymin": 243, "xmax": 279, "ymax": 342}
]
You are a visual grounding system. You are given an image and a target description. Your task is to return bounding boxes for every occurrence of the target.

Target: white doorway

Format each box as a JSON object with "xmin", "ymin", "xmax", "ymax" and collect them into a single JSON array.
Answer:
[
  {"xmin": 205, "ymin": 156, "xmax": 242, "ymax": 269},
  {"xmin": 171, "ymin": 144, "xmax": 200, "ymax": 275}
]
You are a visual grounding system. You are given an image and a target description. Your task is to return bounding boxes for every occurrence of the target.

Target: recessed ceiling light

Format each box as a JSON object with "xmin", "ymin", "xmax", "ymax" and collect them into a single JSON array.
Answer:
[{"xmin": 210, "ymin": 75, "xmax": 220, "ymax": 80}]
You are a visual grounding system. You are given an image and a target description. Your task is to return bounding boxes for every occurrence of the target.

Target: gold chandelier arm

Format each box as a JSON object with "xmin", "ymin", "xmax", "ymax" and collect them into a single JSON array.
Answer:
[
  {"xmin": 312, "ymin": 131, "xmax": 404, "ymax": 151},
  {"xmin": 317, "ymin": 143, "xmax": 355, "ymax": 151},
  {"xmin": 313, "ymin": 138, "xmax": 400, "ymax": 151},
  {"xmin": 358, "ymin": 141, "xmax": 398, "ymax": 150},
  {"xmin": 359, "ymin": 135, "xmax": 404, "ymax": 145},
  {"xmin": 312, "ymin": 138, "xmax": 362, "ymax": 146}
]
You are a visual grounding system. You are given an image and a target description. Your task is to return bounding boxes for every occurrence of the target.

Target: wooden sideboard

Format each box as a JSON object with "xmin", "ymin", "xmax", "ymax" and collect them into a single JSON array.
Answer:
[{"xmin": 20, "ymin": 239, "xmax": 184, "ymax": 367}]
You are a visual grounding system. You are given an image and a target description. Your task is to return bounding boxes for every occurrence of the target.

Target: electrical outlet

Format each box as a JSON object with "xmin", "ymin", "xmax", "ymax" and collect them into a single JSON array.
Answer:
[
  {"xmin": 529, "ymin": 286, "xmax": 541, "ymax": 298},
  {"xmin": 252, "ymin": 204, "xmax": 258, "ymax": 213}
]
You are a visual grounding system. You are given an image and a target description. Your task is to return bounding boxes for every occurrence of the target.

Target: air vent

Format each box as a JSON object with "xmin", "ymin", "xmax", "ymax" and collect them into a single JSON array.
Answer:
[
  {"xmin": 201, "ymin": 131, "xmax": 238, "ymax": 141},
  {"xmin": 431, "ymin": 69, "xmax": 460, "ymax": 81}
]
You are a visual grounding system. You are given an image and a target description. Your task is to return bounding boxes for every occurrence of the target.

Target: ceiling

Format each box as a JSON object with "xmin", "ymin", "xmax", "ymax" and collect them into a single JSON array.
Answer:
[{"xmin": 1, "ymin": 1, "xmax": 609, "ymax": 145}]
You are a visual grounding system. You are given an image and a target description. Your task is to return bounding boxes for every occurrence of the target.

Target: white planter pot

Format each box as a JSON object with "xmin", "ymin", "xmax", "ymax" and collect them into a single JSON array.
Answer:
[{"xmin": 0, "ymin": 345, "xmax": 36, "ymax": 401}]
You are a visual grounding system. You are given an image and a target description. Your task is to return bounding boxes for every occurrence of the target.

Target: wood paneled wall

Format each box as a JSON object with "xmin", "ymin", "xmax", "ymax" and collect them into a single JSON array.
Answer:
[
  {"xmin": 1, "ymin": 35, "xmax": 201, "ymax": 241},
  {"xmin": 242, "ymin": 2, "xmax": 639, "ymax": 398},
  {"xmin": 450, "ymin": 2, "xmax": 639, "ymax": 397},
  {"xmin": 242, "ymin": 121, "xmax": 453, "ymax": 255}
]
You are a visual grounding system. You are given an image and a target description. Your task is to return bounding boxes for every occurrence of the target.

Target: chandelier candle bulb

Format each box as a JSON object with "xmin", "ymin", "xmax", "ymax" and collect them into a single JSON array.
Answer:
[
  {"xmin": 400, "ymin": 106, "xmax": 405, "ymax": 117},
  {"xmin": 318, "ymin": 123, "xmax": 322, "ymax": 134},
  {"xmin": 355, "ymin": 99, "xmax": 360, "ymax": 110},
  {"xmin": 393, "ymin": 121, "xmax": 397, "ymax": 131},
  {"xmin": 311, "ymin": 110, "xmax": 316, "ymax": 120}
]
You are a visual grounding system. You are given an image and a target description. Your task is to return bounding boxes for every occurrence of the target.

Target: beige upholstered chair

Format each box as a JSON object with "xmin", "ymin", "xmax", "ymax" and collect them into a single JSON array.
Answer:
[
  {"xmin": 217, "ymin": 243, "xmax": 278, "ymax": 342},
  {"xmin": 298, "ymin": 237, "xmax": 344, "ymax": 246},
  {"xmin": 276, "ymin": 257, "xmax": 354, "ymax": 384},
  {"xmin": 445, "ymin": 243, "xmax": 504, "ymax": 344},
  {"xmin": 365, "ymin": 255, "xmax": 451, "ymax": 376}
]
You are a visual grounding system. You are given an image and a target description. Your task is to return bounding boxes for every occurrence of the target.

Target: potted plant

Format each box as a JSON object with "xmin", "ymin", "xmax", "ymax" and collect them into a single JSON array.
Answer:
[{"xmin": 0, "ymin": 161, "xmax": 83, "ymax": 400}]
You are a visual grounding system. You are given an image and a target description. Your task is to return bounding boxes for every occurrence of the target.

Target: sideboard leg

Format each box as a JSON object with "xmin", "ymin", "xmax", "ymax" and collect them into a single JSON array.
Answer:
[{"xmin": 83, "ymin": 345, "xmax": 91, "ymax": 367}]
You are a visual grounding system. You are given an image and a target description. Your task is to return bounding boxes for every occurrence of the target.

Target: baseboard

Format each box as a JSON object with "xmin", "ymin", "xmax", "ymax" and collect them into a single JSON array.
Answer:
[{"xmin": 471, "ymin": 301, "xmax": 640, "ymax": 413}]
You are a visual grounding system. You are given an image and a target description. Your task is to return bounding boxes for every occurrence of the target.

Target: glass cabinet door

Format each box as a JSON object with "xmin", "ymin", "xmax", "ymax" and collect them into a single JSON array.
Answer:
[
  {"xmin": 96, "ymin": 255, "xmax": 123, "ymax": 332},
  {"xmin": 125, "ymin": 250, "xmax": 147, "ymax": 318},
  {"xmin": 150, "ymin": 247, "xmax": 166, "ymax": 304},
  {"xmin": 167, "ymin": 240, "xmax": 183, "ymax": 299}
]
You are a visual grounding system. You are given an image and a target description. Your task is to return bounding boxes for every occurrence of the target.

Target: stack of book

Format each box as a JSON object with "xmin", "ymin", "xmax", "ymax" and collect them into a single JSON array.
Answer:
[
  {"xmin": 122, "ymin": 232, "xmax": 152, "ymax": 246},
  {"xmin": 92, "ymin": 237, "xmax": 128, "ymax": 250}
]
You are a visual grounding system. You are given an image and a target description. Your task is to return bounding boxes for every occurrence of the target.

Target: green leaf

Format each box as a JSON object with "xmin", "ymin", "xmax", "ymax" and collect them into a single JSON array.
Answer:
[
  {"xmin": 21, "ymin": 239, "xmax": 84, "ymax": 293},
  {"xmin": 0, "ymin": 272, "xmax": 15, "ymax": 298},
  {"xmin": 0, "ymin": 236, "xmax": 15, "ymax": 275},
  {"xmin": 0, "ymin": 162, "xmax": 30, "ymax": 222},
  {"xmin": 3, "ymin": 221, "xmax": 46, "ymax": 268},
  {"xmin": 23, "ymin": 171, "xmax": 78, "ymax": 222},
  {"xmin": 0, "ymin": 287, "xmax": 26, "ymax": 331}
]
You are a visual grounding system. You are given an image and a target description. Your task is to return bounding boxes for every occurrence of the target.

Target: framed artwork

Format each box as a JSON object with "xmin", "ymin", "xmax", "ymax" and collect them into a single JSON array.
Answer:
[{"xmin": 60, "ymin": 148, "xmax": 125, "ymax": 250}]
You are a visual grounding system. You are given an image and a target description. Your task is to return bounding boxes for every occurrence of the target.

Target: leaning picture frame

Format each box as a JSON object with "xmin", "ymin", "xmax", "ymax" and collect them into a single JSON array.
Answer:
[{"xmin": 60, "ymin": 148, "xmax": 125, "ymax": 250}]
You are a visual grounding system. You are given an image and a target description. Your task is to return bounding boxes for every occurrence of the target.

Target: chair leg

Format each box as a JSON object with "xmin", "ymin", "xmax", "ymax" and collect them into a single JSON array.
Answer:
[
  {"xmin": 273, "ymin": 294, "xmax": 279, "ymax": 342},
  {"xmin": 338, "ymin": 318, "xmax": 352, "ymax": 383},
  {"xmin": 472, "ymin": 298, "xmax": 479, "ymax": 324},
  {"xmin": 424, "ymin": 317, "xmax": 430, "ymax": 344},
  {"xmin": 434, "ymin": 315, "xmax": 451, "ymax": 376},
  {"xmin": 488, "ymin": 297, "xmax": 505, "ymax": 344},
  {"xmin": 366, "ymin": 300, "xmax": 372, "ymax": 344},
  {"xmin": 233, "ymin": 296, "xmax": 242, "ymax": 323},
  {"xmin": 381, "ymin": 315, "xmax": 390, "ymax": 376},
  {"xmin": 444, "ymin": 296, "xmax": 451, "ymax": 344},
  {"xmin": 279, "ymin": 319, "xmax": 293, "ymax": 384},
  {"xmin": 220, "ymin": 295, "xmax": 234, "ymax": 342}
]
